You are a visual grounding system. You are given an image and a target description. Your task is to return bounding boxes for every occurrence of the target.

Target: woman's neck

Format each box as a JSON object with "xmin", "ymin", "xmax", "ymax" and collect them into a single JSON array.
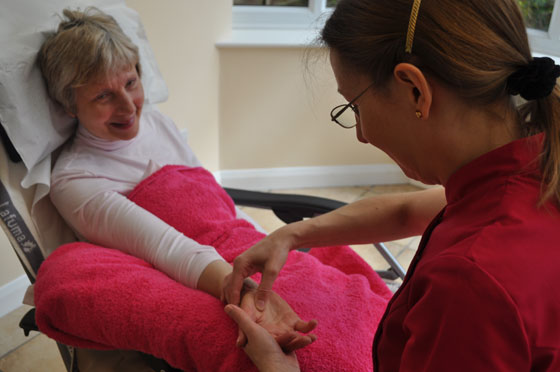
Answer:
[
  {"xmin": 76, "ymin": 124, "xmax": 137, "ymax": 151},
  {"xmin": 434, "ymin": 101, "xmax": 522, "ymax": 186}
]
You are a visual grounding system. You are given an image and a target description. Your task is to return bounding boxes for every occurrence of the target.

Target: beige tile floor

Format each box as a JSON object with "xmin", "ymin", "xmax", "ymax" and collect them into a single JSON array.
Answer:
[{"xmin": 0, "ymin": 184, "xmax": 421, "ymax": 372}]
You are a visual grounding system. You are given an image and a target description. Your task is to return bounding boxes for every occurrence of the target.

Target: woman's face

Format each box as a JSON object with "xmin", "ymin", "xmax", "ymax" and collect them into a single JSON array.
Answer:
[
  {"xmin": 73, "ymin": 65, "xmax": 144, "ymax": 141},
  {"xmin": 329, "ymin": 50, "xmax": 427, "ymax": 182}
]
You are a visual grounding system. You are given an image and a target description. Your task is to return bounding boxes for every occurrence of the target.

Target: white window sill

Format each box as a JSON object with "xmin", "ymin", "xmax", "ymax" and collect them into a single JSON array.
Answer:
[
  {"xmin": 533, "ymin": 52, "xmax": 560, "ymax": 63},
  {"xmin": 216, "ymin": 29, "xmax": 322, "ymax": 48},
  {"xmin": 215, "ymin": 29, "xmax": 560, "ymax": 63}
]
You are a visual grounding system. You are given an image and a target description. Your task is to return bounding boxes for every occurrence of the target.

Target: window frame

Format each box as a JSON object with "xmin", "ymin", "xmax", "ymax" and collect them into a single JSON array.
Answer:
[
  {"xmin": 527, "ymin": 0, "xmax": 560, "ymax": 56},
  {"xmin": 232, "ymin": 0, "xmax": 331, "ymax": 30},
  {"xmin": 231, "ymin": 0, "xmax": 560, "ymax": 57}
]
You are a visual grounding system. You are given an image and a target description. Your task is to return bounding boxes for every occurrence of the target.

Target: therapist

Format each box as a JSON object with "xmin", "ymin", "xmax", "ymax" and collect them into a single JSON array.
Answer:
[{"xmin": 224, "ymin": 0, "xmax": 560, "ymax": 370}]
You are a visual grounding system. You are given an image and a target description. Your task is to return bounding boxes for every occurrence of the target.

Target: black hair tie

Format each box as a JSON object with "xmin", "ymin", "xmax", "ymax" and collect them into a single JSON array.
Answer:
[{"xmin": 507, "ymin": 57, "xmax": 560, "ymax": 100}]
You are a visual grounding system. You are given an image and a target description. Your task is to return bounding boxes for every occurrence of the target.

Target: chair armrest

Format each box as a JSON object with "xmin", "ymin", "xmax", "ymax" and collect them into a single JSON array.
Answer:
[
  {"xmin": 224, "ymin": 187, "xmax": 345, "ymax": 224},
  {"xmin": 225, "ymin": 187, "xmax": 406, "ymax": 280}
]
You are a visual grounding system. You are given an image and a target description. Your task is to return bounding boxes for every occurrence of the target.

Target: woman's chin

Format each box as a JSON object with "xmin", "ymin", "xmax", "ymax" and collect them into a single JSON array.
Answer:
[{"xmin": 108, "ymin": 117, "xmax": 140, "ymax": 140}]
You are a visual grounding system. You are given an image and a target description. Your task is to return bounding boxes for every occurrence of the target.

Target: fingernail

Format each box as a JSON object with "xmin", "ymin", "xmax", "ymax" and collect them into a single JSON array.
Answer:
[{"xmin": 256, "ymin": 300, "xmax": 265, "ymax": 310}]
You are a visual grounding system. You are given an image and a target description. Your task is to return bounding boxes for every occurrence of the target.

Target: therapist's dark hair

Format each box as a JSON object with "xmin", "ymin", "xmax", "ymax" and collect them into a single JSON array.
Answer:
[
  {"xmin": 321, "ymin": 0, "xmax": 560, "ymax": 205},
  {"xmin": 38, "ymin": 7, "xmax": 141, "ymax": 115}
]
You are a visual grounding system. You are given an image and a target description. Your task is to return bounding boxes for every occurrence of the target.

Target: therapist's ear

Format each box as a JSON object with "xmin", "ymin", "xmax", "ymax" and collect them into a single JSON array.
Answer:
[{"xmin": 393, "ymin": 63, "xmax": 433, "ymax": 120}]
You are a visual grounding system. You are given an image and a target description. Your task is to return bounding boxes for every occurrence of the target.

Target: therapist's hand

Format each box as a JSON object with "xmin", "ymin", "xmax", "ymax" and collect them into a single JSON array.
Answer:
[
  {"xmin": 238, "ymin": 288, "xmax": 317, "ymax": 353},
  {"xmin": 224, "ymin": 225, "xmax": 298, "ymax": 309},
  {"xmin": 225, "ymin": 304, "xmax": 301, "ymax": 372}
]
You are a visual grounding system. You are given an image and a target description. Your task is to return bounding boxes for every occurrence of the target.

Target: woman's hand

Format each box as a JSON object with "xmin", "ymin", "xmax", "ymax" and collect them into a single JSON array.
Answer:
[
  {"xmin": 224, "ymin": 225, "xmax": 299, "ymax": 310},
  {"xmin": 237, "ymin": 288, "xmax": 317, "ymax": 353},
  {"xmin": 225, "ymin": 304, "xmax": 301, "ymax": 372}
]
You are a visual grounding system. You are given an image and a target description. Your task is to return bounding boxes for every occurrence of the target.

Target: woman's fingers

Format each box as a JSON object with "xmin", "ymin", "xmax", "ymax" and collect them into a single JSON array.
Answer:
[
  {"xmin": 273, "ymin": 319, "xmax": 318, "ymax": 352},
  {"xmin": 294, "ymin": 319, "xmax": 318, "ymax": 334},
  {"xmin": 276, "ymin": 332, "xmax": 317, "ymax": 353},
  {"xmin": 283, "ymin": 336, "xmax": 316, "ymax": 353}
]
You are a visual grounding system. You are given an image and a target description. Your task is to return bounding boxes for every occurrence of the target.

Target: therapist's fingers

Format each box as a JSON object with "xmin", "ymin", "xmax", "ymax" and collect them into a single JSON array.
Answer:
[
  {"xmin": 254, "ymin": 288, "xmax": 271, "ymax": 312},
  {"xmin": 226, "ymin": 305, "xmax": 256, "ymax": 335},
  {"xmin": 226, "ymin": 304, "xmax": 270, "ymax": 344},
  {"xmin": 254, "ymin": 261, "xmax": 284, "ymax": 311},
  {"xmin": 224, "ymin": 263, "xmax": 255, "ymax": 306},
  {"xmin": 223, "ymin": 272, "xmax": 241, "ymax": 305},
  {"xmin": 226, "ymin": 304, "xmax": 301, "ymax": 372},
  {"xmin": 236, "ymin": 324, "xmax": 248, "ymax": 348}
]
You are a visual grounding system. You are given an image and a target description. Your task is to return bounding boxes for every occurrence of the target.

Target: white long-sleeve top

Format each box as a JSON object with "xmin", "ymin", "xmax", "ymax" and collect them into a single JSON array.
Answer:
[{"xmin": 50, "ymin": 108, "xmax": 226, "ymax": 289}]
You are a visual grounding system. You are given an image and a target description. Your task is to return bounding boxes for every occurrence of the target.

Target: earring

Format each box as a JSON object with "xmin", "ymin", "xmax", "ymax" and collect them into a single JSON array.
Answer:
[{"xmin": 415, "ymin": 111, "xmax": 422, "ymax": 119}]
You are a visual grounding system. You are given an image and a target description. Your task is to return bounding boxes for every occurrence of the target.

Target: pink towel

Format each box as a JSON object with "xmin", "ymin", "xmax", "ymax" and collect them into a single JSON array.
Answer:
[{"xmin": 35, "ymin": 165, "xmax": 392, "ymax": 371}]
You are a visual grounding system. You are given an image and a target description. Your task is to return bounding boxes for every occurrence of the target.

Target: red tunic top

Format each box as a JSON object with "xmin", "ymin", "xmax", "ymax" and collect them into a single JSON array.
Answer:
[{"xmin": 373, "ymin": 134, "xmax": 560, "ymax": 371}]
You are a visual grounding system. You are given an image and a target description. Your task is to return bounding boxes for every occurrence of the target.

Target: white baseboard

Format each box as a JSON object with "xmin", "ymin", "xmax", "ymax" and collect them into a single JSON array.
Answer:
[
  {"xmin": 0, "ymin": 275, "xmax": 30, "ymax": 318},
  {"xmin": 215, "ymin": 164, "xmax": 408, "ymax": 191}
]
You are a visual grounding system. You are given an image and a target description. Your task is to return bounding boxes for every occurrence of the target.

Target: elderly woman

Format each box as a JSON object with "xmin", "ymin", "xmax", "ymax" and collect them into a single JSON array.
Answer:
[
  {"xmin": 34, "ymin": 7, "xmax": 393, "ymax": 372},
  {"xmin": 35, "ymin": 7, "xmax": 317, "ymax": 370},
  {"xmin": 225, "ymin": 0, "xmax": 560, "ymax": 371}
]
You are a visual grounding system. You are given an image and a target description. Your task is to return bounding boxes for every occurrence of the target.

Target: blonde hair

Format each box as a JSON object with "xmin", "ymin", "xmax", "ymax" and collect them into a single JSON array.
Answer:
[
  {"xmin": 38, "ymin": 7, "xmax": 141, "ymax": 114},
  {"xmin": 322, "ymin": 0, "xmax": 560, "ymax": 205}
]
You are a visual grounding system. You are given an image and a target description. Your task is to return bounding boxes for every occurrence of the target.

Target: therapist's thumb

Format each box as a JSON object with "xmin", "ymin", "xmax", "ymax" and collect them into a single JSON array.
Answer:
[
  {"xmin": 225, "ymin": 304, "xmax": 257, "ymax": 343},
  {"xmin": 254, "ymin": 267, "xmax": 279, "ymax": 311},
  {"xmin": 255, "ymin": 286, "xmax": 273, "ymax": 312}
]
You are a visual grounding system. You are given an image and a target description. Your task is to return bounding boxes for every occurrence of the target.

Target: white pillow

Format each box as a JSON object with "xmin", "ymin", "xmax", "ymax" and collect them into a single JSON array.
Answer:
[{"xmin": 0, "ymin": 0, "xmax": 168, "ymax": 175}]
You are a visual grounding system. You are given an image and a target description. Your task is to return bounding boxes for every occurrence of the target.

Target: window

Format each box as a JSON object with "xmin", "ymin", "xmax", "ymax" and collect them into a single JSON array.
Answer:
[
  {"xmin": 520, "ymin": 0, "xmax": 554, "ymax": 30},
  {"xmin": 232, "ymin": 0, "xmax": 337, "ymax": 30},
  {"xmin": 233, "ymin": 0, "xmax": 337, "ymax": 6},
  {"xmin": 234, "ymin": 1, "xmax": 310, "ymax": 5},
  {"xmin": 231, "ymin": 0, "xmax": 560, "ymax": 56},
  {"xmin": 519, "ymin": 0, "xmax": 560, "ymax": 56}
]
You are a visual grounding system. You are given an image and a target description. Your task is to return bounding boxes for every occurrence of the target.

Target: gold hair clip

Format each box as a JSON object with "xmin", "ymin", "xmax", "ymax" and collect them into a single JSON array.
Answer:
[{"xmin": 405, "ymin": 0, "xmax": 422, "ymax": 53}]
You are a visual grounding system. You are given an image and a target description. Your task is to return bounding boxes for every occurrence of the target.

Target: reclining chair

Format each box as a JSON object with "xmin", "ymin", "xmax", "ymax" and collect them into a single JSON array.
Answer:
[
  {"xmin": 0, "ymin": 124, "xmax": 404, "ymax": 371},
  {"xmin": 0, "ymin": 1, "xmax": 404, "ymax": 370}
]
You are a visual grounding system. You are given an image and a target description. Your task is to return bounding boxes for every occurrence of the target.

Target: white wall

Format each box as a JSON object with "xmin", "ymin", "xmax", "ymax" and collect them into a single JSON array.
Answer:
[
  {"xmin": 126, "ymin": 0, "xmax": 232, "ymax": 171},
  {"xmin": 218, "ymin": 47, "xmax": 392, "ymax": 170},
  {"xmin": 126, "ymin": 0, "xmax": 392, "ymax": 171}
]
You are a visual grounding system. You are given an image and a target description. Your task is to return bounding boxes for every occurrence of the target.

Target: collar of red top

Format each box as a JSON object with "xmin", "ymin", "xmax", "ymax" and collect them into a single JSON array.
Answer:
[{"xmin": 444, "ymin": 133, "xmax": 544, "ymax": 205}]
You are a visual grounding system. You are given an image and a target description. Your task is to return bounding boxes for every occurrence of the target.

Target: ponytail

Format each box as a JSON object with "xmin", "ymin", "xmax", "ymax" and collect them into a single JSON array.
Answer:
[
  {"xmin": 520, "ymin": 85, "xmax": 560, "ymax": 204},
  {"xmin": 508, "ymin": 57, "xmax": 560, "ymax": 204}
]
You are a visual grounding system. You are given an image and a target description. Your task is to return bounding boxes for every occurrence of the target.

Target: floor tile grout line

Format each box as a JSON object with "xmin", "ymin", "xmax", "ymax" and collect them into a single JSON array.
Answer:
[
  {"xmin": 0, "ymin": 332, "xmax": 41, "ymax": 360},
  {"xmin": 395, "ymin": 245, "xmax": 407, "ymax": 259},
  {"xmin": 356, "ymin": 186, "xmax": 374, "ymax": 201}
]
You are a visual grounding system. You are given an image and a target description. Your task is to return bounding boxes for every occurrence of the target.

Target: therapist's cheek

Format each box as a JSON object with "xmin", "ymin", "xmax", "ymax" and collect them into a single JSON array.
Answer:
[{"xmin": 355, "ymin": 118, "xmax": 369, "ymax": 144}]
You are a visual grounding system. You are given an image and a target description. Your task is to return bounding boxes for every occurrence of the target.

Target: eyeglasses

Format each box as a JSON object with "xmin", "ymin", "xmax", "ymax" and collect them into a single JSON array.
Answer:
[{"xmin": 330, "ymin": 83, "xmax": 374, "ymax": 129}]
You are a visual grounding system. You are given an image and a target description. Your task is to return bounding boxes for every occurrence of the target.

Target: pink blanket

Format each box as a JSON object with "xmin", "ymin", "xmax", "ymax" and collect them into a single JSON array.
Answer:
[{"xmin": 35, "ymin": 165, "xmax": 392, "ymax": 371}]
